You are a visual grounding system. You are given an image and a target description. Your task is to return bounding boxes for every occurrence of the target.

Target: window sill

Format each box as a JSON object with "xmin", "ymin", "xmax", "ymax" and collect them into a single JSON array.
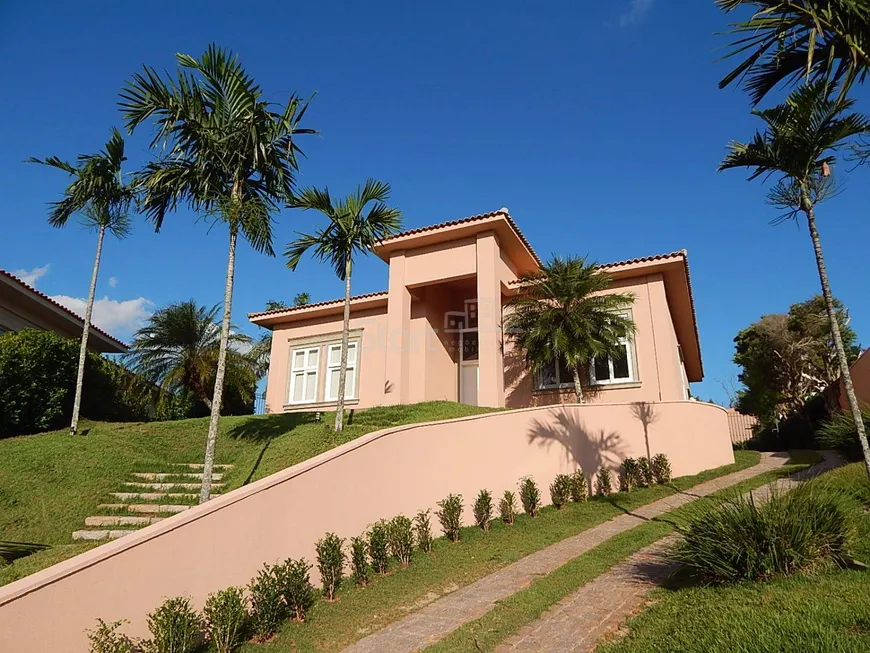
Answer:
[
  {"xmin": 588, "ymin": 381, "xmax": 642, "ymax": 390},
  {"xmin": 283, "ymin": 399, "xmax": 360, "ymax": 411},
  {"xmin": 532, "ymin": 386, "xmax": 575, "ymax": 395}
]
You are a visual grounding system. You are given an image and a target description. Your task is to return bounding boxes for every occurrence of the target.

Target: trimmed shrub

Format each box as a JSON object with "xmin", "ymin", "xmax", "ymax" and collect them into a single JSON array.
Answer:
[
  {"xmin": 619, "ymin": 458, "xmax": 641, "ymax": 492},
  {"xmin": 569, "ymin": 470, "xmax": 587, "ymax": 502},
  {"xmin": 818, "ymin": 408, "xmax": 870, "ymax": 461},
  {"xmin": 276, "ymin": 558, "xmax": 316, "ymax": 622},
  {"xmin": 595, "ymin": 467, "xmax": 613, "ymax": 496},
  {"xmin": 519, "ymin": 477, "xmax": 541, "ymax": 517},
  {"xmin": 672, "ymin": 483, "xmax": 854, "ymax": 583},
  {"xmin": 500, "ymin": 490, "xmax": 517, "ymax": 525},
  {"xmin": 549, "ymin": 474, "xmax": 572, "ymax": 509},
  {"xmin": 248, "ymin": 564, "xmax": 286, "ymax": 641},
  {"xmin": 637, "ymin": 456, "xmax": 654, "ymax": 487},
  {"xmin": 350, "ymin": 536, "xmax": 370, "ymax": 585},
  {"xmin": 87, "ymin": 619, "xmax": 135, "ymax": 653},
  {"xmin": 436, "ymin": 494, "xmax": 464, "ymax": 542},
  {"xmin": 473, "ymin": 490, "xmax": 493, "ymax": 530},
  {"xmin": 368, "ymin": 521, "xmax": 390, "ymax": 574},
  {"xmin": 146, "ymin": 596, "xmax": 201, "ymax": 653},
  {"xmin": 315, "ymin": 533, "xmax": 345, "ymax": 600},
  {"xmin": 651, "ymin": 453, "xmax": 672, "ymax": 484},
  {"xmin": 388, "ymin": 515, "xmax": 415, "ymax": 566},
  {"xmin": 415, "ymin": 510, "xmax": 433, "ymax": 553},
  {"xmin": 203, "ymin": 587, "xmax": 247, "ymax": 653}
]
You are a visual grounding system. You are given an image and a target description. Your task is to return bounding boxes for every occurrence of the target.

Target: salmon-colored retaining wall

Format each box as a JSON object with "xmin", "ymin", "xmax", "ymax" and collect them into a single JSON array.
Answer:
[{"xmin": 0, "ymin": 401, "xmax": 733, "ymax": 652}]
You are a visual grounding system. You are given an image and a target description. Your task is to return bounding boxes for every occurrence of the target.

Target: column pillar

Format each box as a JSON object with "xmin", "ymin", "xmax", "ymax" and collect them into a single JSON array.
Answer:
[
  {"xmin": 384, "ymin": 250, "xmax": 411, "ymax": 405},
  {"xmin": 476, "ymin": 232, "xmax": 505, "ymax": 407}
]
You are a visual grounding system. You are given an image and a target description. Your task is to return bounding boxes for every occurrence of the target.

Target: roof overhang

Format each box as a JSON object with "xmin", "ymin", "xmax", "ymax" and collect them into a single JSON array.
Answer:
[
  {"xmin": 0, "ymin": 270, "xmax": 128, "ymax": 354},
  {"xmin": 601, "ymin": 252, "xmax": 703, "ymax": 382},
  {"xmin": 248, "ymin": 292, "xmax": 389, "ymax": 328},
  {"xmin": 372, "ymin": 210, "xmax": 541, "ymax": 276}
]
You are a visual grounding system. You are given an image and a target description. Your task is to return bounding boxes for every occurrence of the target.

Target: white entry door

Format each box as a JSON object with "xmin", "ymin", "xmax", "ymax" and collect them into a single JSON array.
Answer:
[{"xmin": 459, "ymin": 328, "xmax": 479, "ymax": 406}]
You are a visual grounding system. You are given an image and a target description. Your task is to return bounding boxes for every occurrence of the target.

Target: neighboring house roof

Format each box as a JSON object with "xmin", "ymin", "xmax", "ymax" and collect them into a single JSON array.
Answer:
[{"xmin": 0, "ymin": 269, "xmax": 128, "ymax": 353}]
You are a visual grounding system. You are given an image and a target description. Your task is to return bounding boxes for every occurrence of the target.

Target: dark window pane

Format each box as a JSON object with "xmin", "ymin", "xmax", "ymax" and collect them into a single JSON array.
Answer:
[
  {"xmin": 538, "ymin": 360, "xmax": 558, "ymax": 388},
  {"xmin": 462, "ymin": 330, "xmax": 479, "ymax": 361},
  {"xmin": 594, "ymin": 356, "xmax": 610, "ymax": 382},
  {"xmin": 612, "ymin": 346, "xmax": 630, "ymax": 379}
]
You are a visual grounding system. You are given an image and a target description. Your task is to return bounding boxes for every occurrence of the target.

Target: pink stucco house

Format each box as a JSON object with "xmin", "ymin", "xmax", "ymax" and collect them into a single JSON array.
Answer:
[{"xmin": 250, "ymin": 209, "xmax": 702, "ymax": 412}]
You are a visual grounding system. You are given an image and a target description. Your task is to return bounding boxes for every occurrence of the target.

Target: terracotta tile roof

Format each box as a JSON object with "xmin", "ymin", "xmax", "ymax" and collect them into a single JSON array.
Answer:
[
  {"xmin": 0, "ymin": 268, "xmax": 129, "ymax": 350},
  {"xmin": 599, "ymin": 250, "xmax": 687, "ymax": 269},
  {"xmin": 248, "ymin": 291, "xmax": 389, "ymax": 319},
  {"xmin": 378, "ymin": 209, "xmax": 543, "ymax": 266}
]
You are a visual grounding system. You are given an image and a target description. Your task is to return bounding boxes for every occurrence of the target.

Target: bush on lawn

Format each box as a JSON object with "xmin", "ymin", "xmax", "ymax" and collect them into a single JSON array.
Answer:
[
  {"xmin": 637, "ymin": 456, "xmax": 653, "ymax": 487},
  {"xmin": 651, "ymin": 453, "xmax": 672, "ymax": 484},
  {"xmin": 276, "ymin": 558, "xmax": 316, "ymax": 622},
  {"xmin": 315, "ymin": 533, "xmax": 345, "ymax": 600},
  {"xmin": 388, "ymin": 515, "xmax": 414, "ymax": 566},
  {"xmin": 146, "ymin": 596, "xmax": 201, "ymax": 653},
  {"xmin": 550, "ymin": 474, "xmax": 572, "ymax": 509},
  {"xmin": 415, "ymin": 509, "xmax": 433, "ymax": 552},
  {"xmin": 595, "ymin": 467, "xmax": 613, "ymax": 496},
  {"xmin": 620, "ymin": 458, "xmax": 641, "ymax": 492},
  {"xmin": 350, "ymin": 535, "xmax": 370, "ymax": 585},
  {"xmin": 203, "ymin": 587, "xmax": 247, "ymax": 653},
  {"xmin": 519, "ymin": 477, "xmax": 541, "ymax": 517},
  {"xmin": 473, "ymin": 490, "xmax": 493, "ymax": 530},
  {"xmin": 569, "ymin": 470, "xmax": 587, "ymax": 502},
  {"xmin": 817, "ymin": 408, "xmax": 870, "ymax": 462},
  {"xmin": 500, "ymin": 490, "xmax": 518, "ymax": 525},
  {"xmin": 437, "ymin": 494, "xmax": 464, "ymax": 542},
  {"xmin": 87, "ymin": 619, "xmax": 136, "ymax": 653},
  {"xmin": 248, "ymin": 564, "xmax": 287, "ymax": 640},
  {"xmin": 368, "ymin": 521, "xmax": 390, "ymax": 574},
  {"xmin": 672, "ymin": 482, "xmax": 855, "ymax": 583}
]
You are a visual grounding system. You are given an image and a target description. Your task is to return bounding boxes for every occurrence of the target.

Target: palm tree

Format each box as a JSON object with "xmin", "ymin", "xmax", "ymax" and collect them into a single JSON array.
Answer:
[
  {"xmin": 504, "ymin": 256, "xmax": 635, "ymax": 401},
  {"xmin": 119, "ymin": 45, "xmax": 315, "ymax": 502},
  {"xmin": 719, "ymin": 81, "xmax": 870, "ymax": 478},
  {"xmin": 717, "ymin": 0, "xmax": 870, "ymax": 105},
  {"xmin": 293, "ymin": 292, "xmax": 311, "ymax": 306},
  {"xmin": 28, "ymin": 128, "xmax": 137, "ymax": 436},
  {"xmin": 125, "ymin": 300, "xmax": 256, "ymax": 411},
  {"xmin": 285, "ymin": 179, "xmax": 403, "ymax": 431}
]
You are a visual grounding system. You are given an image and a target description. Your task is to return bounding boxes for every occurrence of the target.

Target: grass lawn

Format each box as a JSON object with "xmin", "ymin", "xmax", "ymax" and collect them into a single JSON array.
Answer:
[
  {"xmin": 427, "ymin": 451, "xmax": 821, "ymax": 653},
  {"xmin": 596, "ymin": 461, "xmax": 870, "ymax": 653},
  {"xmin": 240, "ymin": 451, "xmax": 761, "ymax": 652},
  {"xmin": 0, "ymin": 402, "xmax": 496, "ymax": 584}
]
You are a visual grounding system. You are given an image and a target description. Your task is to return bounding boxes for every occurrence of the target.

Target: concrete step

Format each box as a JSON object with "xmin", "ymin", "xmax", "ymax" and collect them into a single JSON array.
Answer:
[
  {"xmin": 99, "ymin": 503, "xmax": 192, "ymax": 514},
  {"xmin": 110, "ymin": 492, "xmax": 199, "ymax": 501},
  {"xmin": 172, "ymin": 463, "xmax": 235, "ymax": 470},
  {"xmin": 122, "ymin": 482, "xmax": 224, "ymax": 491},
  {"xmin": 85, "ymin": 515, "xmax": 163, "ymax": 527},
  {"xmin": 72, "ymin": 529, "xmax": 134, "ymax": 541},
  {"xmin": 131, "ymin": 472, "xmax": 223, "ymax": 481}
]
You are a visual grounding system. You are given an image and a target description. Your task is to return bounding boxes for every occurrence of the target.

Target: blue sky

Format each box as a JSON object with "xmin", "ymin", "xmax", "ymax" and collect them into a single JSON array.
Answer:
[{"xmin": 1, "ymin": 0, "xmax": 868, "ymax": 404}]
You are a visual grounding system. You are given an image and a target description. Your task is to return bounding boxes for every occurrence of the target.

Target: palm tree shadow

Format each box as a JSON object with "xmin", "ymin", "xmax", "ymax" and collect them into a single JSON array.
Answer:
[
  {"xmin": 227, "ymin": 413, "xmax": 312, "ymax": 486},
  {"xmin": 527, "ymin": 408, "xmax": 629, "ymax": 485}
]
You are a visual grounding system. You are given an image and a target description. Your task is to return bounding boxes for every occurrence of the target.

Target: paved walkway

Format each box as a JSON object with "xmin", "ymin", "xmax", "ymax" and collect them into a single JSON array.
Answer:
[
  {"xmin": 342, "ymin": 453, "xmax": 795, "ymax": 653},
  {"xmin": 495, "ymin": 453, "xmax": 841, "ymax": 653}
]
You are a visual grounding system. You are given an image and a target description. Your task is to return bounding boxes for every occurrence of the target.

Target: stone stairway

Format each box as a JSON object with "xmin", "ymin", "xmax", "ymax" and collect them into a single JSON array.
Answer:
[{"xmin": 72, "ymin": 464, "xmax": 234, "ymax": 541}]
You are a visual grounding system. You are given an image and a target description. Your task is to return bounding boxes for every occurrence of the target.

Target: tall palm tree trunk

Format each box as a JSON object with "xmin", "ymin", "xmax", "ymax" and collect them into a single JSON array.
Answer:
[
  {"xmin": 571, "ymin": 366, "xmax": 585, "ymax": 404},
  {"xmin": 200, "ymin": 225, "xmax": 238, "ymax": 503},
  {"xmin": 805, "ymin": 204, "xmax": 870, "ymax": 478},
  {"xmin": 70, "ymin": 224, "xmax": 105, "ymax": 435},
  {"xmin": 334, "ymin": 259, "xmax": 352, "ymax": 432}
]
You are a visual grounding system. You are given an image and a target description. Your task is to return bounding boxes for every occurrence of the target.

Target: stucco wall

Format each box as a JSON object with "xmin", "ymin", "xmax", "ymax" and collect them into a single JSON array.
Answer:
[{"xmin": 0, "ymin": 401, "xmax": 733, "ymax": 652}]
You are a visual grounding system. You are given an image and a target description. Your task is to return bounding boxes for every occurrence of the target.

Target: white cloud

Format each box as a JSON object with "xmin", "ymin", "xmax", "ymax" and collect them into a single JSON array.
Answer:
[
  {"xmin": 620, "ymin": 0, "xmax": 654, "ymax": 26},
  {"xmin": 13, "ymin": 264, "xmax": 50, "ymax": 287},
  {"xmin": 108, "ymin": 277, "xmax": 118, "ymax": 288},
  {"xmin": 50, "ymin": 295, "xmax": 154, "ymax": 337}
]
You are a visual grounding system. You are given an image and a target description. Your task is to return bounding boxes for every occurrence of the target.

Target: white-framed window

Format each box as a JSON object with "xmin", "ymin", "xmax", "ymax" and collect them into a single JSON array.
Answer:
[
  {"xmin": 325, "ymin": 341, "xmax": 358, "ymax": 401},
  {"xmin": 535, "ymin": 356, "xmax": 576, "ymax": 390},
  {"xmin": 289, "ymin": 347, "xmax": 319, "ymax": 404},
  {"xmin": 589, "ymin": 339, "xmax": 634, "ymax": 385}
]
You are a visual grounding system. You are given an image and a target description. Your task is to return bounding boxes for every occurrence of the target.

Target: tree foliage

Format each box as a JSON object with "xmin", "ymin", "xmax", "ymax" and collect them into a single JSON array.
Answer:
[{"xmin": 734, "ymin": 295, "xmax": 859, "ymax": 425}]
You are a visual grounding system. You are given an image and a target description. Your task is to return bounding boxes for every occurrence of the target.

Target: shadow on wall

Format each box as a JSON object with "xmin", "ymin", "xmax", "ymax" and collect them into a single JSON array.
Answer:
[
  {"xmin": 631, "ymin": 401, "xmax": 657, "ymax": 461},
  {"xmin": 527, "ymin": 408, "xmax": 629, "ymax": 483}
]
